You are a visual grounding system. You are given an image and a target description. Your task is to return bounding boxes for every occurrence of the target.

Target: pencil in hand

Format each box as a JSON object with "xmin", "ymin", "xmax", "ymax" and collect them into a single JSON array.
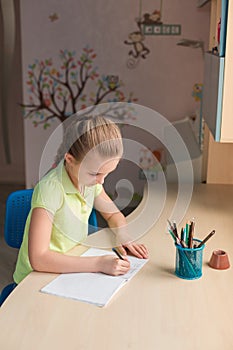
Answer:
[{"xmin": 112, "ymin": 248, "xmax": 125, "ymax": 260}]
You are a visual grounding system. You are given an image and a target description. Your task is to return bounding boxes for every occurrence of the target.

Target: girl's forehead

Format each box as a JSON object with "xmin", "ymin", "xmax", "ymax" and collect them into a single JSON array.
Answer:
[
  {"xmin": 84, "ymin": 149, "xmax": 118, "ymax": 162},
  {"xmin": 81, "ymin": 153, "xmax": 120, "ymax": 171}
]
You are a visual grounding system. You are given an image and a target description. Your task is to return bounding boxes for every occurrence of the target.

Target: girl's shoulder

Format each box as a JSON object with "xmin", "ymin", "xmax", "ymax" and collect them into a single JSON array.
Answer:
[
  {"xmin": 36, "ymin": 163, "xmax": 65, "ymax": 191},
  {"xmin": 36, "ymin": 169, "xmax": 63, "ymax": 191},
  {"xmin": 32, "ymin": 167, "xmax": 64, "ymax": 212}
]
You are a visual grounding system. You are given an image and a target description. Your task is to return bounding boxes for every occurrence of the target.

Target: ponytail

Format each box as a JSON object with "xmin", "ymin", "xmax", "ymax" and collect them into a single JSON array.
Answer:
[{"xmin": 54, "ymin": 115, "xmax": 123, "ymax": 166}]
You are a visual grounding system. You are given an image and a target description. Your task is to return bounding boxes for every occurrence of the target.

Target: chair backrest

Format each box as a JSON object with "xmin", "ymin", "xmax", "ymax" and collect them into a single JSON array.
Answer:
[
  {"xmin": 88, "ymin": 208, "xmax": 98, "ymax": 234},
  {"xmin": 4, "ymin": 188, "xmax": 98, "ymax": 249},
  {"xmin": 4, "ymin": 189, "xmax": 33, "ymax": 248}
]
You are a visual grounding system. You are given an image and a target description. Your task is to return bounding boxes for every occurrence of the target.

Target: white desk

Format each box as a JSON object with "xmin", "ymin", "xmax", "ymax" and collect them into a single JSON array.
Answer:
[{"xmin": 0, "ymin": 184, "xmax": 233, "ymax": 350}]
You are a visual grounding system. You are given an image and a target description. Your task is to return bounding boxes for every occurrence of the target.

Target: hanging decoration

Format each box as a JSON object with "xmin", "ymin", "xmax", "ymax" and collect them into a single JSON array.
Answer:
[
  {"xmin": 49, "ymin": 12, "xmax": 59, "ymax": 22},
  {"xmin": 138, "ymin": 148, "xmax": 165, "ymax": 181},
  {"xmin": 124, "ymin": 0, "xmax": 150, "ymax": 69},
  {"xmin": 124, "ymin": 0, "xmax": 181, "ymax": 68}
]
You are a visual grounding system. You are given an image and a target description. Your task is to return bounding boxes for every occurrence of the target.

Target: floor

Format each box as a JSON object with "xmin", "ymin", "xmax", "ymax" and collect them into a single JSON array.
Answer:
[{"xmin": 0, "ymin": 184, "xmax": 24, "ymax": 291}]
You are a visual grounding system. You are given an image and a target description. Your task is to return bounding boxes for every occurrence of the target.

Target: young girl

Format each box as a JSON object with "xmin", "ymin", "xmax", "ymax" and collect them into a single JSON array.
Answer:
[{"xmin": 13, "ymin": 115, "xmax": 148, "ymax": 284}]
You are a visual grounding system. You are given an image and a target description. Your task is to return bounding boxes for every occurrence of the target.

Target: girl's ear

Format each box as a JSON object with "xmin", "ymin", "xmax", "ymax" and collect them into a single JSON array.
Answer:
[{"xmin": 64, "ymin": 152, "xmax": 75, "ymax": 164}]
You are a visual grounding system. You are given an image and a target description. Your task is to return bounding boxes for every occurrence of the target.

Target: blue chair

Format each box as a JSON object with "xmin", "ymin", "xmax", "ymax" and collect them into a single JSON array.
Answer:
[
  {"xmin": 0, "ymin": 189, "xmax": 33, "ymax": 306},
  {"xmin": 88, "ymin": 208, "xmax": 98, "ymax": 234},
  {"xmin": 0, "ymin": 188, "xmax": 98, "ymax": 306},
  {"xmin": 4, "ymin": 189, "xmax": 34, "ymax": 249}
]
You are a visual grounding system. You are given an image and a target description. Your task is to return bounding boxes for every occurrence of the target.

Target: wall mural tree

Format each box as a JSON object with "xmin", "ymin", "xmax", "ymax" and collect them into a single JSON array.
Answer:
[{"xmin": 22, "ymin": 47, "xmax": 138, "ymax": 129}]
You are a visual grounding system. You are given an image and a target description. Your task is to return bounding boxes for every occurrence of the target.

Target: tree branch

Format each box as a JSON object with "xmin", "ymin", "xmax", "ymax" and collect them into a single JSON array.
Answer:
[{"xmin": 33, "ymin": 114, "xmax": 58, "ymax": 126}]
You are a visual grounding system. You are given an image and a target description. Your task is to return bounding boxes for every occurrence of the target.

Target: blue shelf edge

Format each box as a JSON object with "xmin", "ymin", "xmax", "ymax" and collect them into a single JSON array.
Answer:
[{"xmin": 215, "ymin": 58, "xmax": 225, "ymax": 142}]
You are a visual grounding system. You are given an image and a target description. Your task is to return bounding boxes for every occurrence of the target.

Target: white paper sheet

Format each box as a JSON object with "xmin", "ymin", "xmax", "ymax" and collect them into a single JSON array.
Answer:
[{"xmin": 41, "ymin": 248, "xmax": 148, "ymax": 307}]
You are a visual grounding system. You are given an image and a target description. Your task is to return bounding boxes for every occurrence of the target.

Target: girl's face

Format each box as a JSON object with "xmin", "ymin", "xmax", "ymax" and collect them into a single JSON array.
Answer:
[{"xmin": 65, "ymin": 151, "xmax": 120, "ymax": 188}]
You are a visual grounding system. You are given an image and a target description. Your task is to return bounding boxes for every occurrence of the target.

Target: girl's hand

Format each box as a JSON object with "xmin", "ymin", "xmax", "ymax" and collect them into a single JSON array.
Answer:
[
  {"xmin": 97, "ymin": 255, "xmax": 130, "ymax": 276},
  {"xmin": 118, "ymin": 243, "xmax": 149, "ymax": 259},
  {"xmin": 114, "ymin": 231, "xmax": 148, "ymax": 259}
]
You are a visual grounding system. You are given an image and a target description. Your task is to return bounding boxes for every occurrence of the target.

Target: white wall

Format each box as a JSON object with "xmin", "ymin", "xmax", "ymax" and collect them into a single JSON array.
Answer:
[{"xmin": 20, "ymin": 0, "xmax": 210, "ymax": 187}]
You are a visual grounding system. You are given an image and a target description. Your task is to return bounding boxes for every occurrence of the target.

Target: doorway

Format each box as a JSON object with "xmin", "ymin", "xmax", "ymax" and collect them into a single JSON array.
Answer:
[{"xmin": 0, "ymin": 0, "xmax": 25, "ymax": 184}]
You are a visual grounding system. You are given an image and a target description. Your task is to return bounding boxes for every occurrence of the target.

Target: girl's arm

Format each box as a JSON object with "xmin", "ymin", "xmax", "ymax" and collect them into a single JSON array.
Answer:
[
  {"xmin": 28, "ymin": 208, "xmax": 130, "ymax": 276},
  {"xmin": 94, "ymin": 189, "xmax": 149, "ymax": 259}
]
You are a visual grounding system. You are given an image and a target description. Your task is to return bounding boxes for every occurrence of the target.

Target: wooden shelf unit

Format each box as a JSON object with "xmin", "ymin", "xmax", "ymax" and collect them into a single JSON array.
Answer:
[{"xmin": 202, "ymin": 0, "xmax": 233, "ymax": 184}]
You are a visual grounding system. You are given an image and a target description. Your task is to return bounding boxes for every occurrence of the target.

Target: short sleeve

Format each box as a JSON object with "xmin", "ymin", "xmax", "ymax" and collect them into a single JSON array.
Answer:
[
  {"xmin": 32, "ymin": 180, "xmax": 63, "ymax": 215},
  {"xmin": 94, "ymin": 184, "xmax": 103, "ymax": 198}
]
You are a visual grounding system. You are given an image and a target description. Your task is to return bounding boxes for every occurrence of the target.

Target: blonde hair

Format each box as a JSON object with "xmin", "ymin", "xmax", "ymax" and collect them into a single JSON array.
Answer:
[{"xmin": 55, "ymin": 115, "xmax": 123, "ymax": 165}]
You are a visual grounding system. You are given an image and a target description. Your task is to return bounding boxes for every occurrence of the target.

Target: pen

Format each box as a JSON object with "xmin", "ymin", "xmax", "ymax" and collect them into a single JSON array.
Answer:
[
  {"xmin": 168, "ymin": 229, "xmax": 186, "ymax": 248},
  {"xmin": 181, "ymin": 227, "xmax": 185, "ymax": 241},
  {"xmin": 168, "ymin": 229, "xmax": 178, "ymax": 243},
  {"xmin": 196, "ymin": 230, "xmax": 216, "ymax": 248},
  {"xmin": 167, "ymin": 220, "xmax": 178, "ymax": 239},
  {"xmin": 167, "ymin": 219, "xmax": 173, "ymax": 228},
  {"xmin": 180, "ymin": 228, "xmax": 187, "ymax": 247},
  {"xmin": 185, "ymin": 222, "xmax": 190, "ymax": 246},
  {"xmin": 188, "ymin": 221, "xmax": 194, "ymax": 248},
  {"xmin": 173, "ymin": 220, "xmax": 178, "ymax": 238},
  {"xmin": 112, "ymin": 248, "xmax": 125, "ymax": 260},
  {"xmin": 167, "ymin": 219, "xmax": 175, "ymax": 234}
]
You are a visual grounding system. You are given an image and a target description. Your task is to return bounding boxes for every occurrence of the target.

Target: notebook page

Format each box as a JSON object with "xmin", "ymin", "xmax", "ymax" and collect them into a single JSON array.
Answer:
[
  {"xmin": 41, "ymin": 248, "xmax": 148, "ymax": 307},
  {"xmin": 41, "ymin": 272, "xmax": 125, "ymax": 307},
  {"xmin": 82, "ymin": 247, "xmax": 148, "ymax": 281}
]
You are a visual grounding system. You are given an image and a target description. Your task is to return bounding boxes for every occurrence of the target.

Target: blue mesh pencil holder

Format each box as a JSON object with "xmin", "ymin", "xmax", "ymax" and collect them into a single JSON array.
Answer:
[{"xmin": 175, "ymin": 239, "xmax": 205, "ymax": 280}]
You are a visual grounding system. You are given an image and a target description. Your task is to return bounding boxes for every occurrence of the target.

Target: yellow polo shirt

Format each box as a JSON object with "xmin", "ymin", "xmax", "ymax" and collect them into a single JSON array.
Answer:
[{"xmin": 13, "ymin": 161, "xmax": 102, "ymax": 284}]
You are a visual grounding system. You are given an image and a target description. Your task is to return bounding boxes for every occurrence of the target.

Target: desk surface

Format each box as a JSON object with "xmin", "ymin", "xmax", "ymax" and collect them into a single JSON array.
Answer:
[{"xmin": 0, "ymin": 184, "xmax": 233, "ymax": 350}]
